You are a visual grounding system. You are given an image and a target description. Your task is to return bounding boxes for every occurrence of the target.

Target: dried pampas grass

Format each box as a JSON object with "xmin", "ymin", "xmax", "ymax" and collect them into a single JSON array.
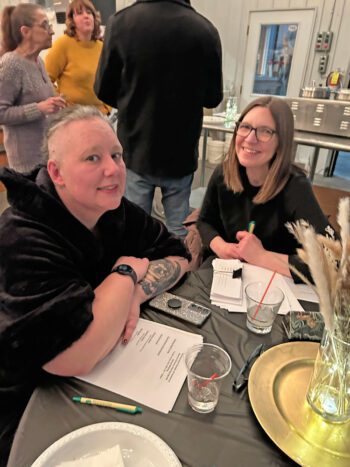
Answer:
[
  {"xmin": 337, "ymin": 197, "xmax": 350, "ymax": 281},
  {"xmin": 287, "ymin": 197, "xmax": 350, "ymax": 340}
]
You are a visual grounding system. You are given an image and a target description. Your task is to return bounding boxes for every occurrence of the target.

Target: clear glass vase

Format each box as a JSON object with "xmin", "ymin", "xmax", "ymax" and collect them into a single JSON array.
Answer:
[{"xmin": 306, "ymin": 329, "xmax": 350, "ymax": 423}]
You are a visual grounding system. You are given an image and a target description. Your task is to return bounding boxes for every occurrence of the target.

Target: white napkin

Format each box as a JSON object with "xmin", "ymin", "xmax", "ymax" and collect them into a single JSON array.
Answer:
[{"xmin": 57, "ymin": 444, "xmax": 124, "ymax": 467}]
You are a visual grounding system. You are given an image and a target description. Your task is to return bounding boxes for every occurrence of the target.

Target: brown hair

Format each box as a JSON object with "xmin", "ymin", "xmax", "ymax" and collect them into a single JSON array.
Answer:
[
  {"xmin": 65, "ymin": 0, "xmax": 101, "ymax": 41},
  {"xmin": 223, "ymin": 96, "xmax": 294, "ymax": 204},
  {"xmin": 0, "ymin": 3, "xmax": 42, "ymax": 54}
]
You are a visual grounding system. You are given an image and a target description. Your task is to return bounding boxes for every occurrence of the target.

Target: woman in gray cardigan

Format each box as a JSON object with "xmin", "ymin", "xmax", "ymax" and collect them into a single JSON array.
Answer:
[{"xmin": 0, "ymin": 3, "xmax": 65, "ymax": 172}]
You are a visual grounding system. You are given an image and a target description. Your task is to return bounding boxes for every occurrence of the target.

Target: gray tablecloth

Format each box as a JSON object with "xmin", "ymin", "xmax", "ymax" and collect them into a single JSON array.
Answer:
[{"xmin": 8, "ymin": 260, "xmax": 311, "ymax": 467}]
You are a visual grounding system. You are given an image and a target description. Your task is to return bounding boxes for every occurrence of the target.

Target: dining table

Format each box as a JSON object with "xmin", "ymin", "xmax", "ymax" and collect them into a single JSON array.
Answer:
[{"xmin": 7, "ymin": 258, "xmax": 318, "ymax": 467}]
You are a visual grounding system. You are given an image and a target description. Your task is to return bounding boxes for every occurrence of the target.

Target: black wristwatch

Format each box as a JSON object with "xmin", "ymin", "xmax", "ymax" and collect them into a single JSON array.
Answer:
[{"xmin": 111, "ymin": 264, "xmax": 137, "ymax": 285}]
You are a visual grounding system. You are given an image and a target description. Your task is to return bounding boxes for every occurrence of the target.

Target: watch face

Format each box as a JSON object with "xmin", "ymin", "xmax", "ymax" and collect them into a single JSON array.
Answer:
[
  {"xmin": 113, "ymin": 264, "xmax": 137, "ymax": 284},
  {"xmin": 118, "ymin": 264, "xmax": 132, "ymax": 274}
]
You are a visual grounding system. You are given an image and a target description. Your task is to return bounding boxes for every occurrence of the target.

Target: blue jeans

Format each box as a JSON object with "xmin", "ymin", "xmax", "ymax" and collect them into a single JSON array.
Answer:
[{"xmin": 125, "ymin": 169, "xmax": 193, "ymax": 237}]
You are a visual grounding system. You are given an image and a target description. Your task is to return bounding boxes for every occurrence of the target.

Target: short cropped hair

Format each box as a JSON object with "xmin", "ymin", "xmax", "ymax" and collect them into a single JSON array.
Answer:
[
  {"xmin": 65, "ymin": 0, "xmax": 101, "ymax": 41},
  {"xmin": 42, "ymin": 105, "xmax": 113, "ymax": 160},
  {"xmin": 223, "ymin": 96, "xmax": 294, "ymax": 204}
]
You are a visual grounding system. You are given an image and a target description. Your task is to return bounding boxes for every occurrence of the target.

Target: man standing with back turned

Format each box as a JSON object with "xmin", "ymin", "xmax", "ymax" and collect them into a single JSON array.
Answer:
[{"xmin": 95, "ymin": 0, "xmax": 223, "ymax": 237}]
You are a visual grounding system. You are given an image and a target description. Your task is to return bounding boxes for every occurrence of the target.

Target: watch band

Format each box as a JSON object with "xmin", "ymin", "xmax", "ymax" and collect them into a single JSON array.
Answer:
[{"xmin": 111, "ymin": 264, "xmax": 137, "ymax": 285}]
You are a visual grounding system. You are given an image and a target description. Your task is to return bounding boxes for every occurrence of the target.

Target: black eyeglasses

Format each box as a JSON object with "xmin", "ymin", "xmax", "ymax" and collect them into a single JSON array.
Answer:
[
  {"xmin": 232, "ymin": 344, "xmax": 265, "ymax": 392},
  {"xmin": 236, "ymin": 122, "xmax": 277, "ymax": 142}
]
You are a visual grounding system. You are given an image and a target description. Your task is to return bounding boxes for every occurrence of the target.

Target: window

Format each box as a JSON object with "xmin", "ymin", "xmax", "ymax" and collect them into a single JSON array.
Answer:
[{"xmin": 253, "ymin": 23, "xmax": 298, "ymax": 96}]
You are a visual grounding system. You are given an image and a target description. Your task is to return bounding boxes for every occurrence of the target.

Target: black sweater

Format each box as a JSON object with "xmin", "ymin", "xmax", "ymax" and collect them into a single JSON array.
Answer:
[
  {"xmin": 197, "ymin": 164, "xmax": 335, "ymax": 280},
  {"xmin": 94, "ymin": 0, "xmax": 223, "ymax": 178}
]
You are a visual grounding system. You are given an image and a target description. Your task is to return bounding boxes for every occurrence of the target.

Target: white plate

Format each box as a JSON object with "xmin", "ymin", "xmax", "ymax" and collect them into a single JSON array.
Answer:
[{"xmin": 32, "ymin": 422, "xmax": 181, "ymax": 467}]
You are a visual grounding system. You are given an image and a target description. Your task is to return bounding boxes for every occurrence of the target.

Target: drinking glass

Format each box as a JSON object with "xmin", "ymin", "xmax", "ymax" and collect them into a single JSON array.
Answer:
[
  {"xmin": 185, "ymin": 343, "xmax": 231, "ymax": 413},
  {"xmin": 245, "ymin": 282, "xmax": 284, "ymax": 334}
]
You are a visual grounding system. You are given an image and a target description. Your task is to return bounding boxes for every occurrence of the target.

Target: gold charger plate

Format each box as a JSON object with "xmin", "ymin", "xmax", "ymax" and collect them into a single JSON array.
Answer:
[{"xmin": 248, "ymin": 341, "xmax": 350, "ymax": 466}]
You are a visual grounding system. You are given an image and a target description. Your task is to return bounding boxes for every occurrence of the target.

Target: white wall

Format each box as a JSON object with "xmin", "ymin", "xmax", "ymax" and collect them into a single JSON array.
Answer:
[
  {"xmin": 331, "ymin": 0, "xmax": 350, "ymax": 86},
  {"xmin": 3, "ymin": 0, "xmax": 349, "ymax": 175},
  {"xmin": 192, "ymin": 0, "xmax": 243, "ymax": 94},
  {"xmin": 193, "ymin": 0, "xmax": 350, "ymax": 175},
  {"xmin": 116, "ymin": 0, "xmax": 134, "ymax": 10},
  {"xmin": 192, "ymin": 0, "xmax": 350, "ymax": 91},
  {"xmin": 3, "ymin": 0, "xmax": 349, "ymax": 87},
  {"xmin": 0, "ymin": 0, "xmax": 35, "ymax": 7}
]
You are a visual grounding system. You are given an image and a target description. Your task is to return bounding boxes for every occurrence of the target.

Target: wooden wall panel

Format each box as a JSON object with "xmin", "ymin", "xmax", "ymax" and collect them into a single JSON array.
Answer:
[
  {"xmin": 256, "ymin": 0, "xmax": 274, "ymax": 9},
  {"xmin": 290, "ymin": 0, "xmax": 308, "ymax": 7},
  {"xmin": 272, "ymin": 0, "xmax": 290, "ymax": 9}
]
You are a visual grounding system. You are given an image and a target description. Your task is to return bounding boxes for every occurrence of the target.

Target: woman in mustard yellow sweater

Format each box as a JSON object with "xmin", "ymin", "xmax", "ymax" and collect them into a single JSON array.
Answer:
[{"xmin": 45, "ymin": 0, "xmax": 110, "ymax": 115}]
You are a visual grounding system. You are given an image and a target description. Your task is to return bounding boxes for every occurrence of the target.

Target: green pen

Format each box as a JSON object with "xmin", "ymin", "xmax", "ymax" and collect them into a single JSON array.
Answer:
[
  {"xmin": 72, "ymin": 396, "xmax": 142, "ymax": 414},
  {"xmin": 248, "ymin": 221, "xmax": 256, "ymax": 233}
]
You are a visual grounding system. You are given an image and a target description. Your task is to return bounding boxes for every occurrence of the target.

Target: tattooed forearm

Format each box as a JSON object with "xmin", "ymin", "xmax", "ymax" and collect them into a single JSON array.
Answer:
[{"xmin": 139, "ymin": 259, "xmax": 181, "ymax": 297}]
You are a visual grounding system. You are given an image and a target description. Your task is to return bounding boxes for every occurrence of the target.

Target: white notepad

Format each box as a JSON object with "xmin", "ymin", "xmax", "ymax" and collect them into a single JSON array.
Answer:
[
  {"xmin": 210, "ymin": 259, "xmax": 243, "ymax": 305},
  {"xmin": 210, "ymin": 261, "xmax": 304, "ymax": 314}
]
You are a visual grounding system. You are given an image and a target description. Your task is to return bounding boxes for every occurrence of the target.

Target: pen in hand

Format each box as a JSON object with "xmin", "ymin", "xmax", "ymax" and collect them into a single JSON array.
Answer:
[
  {"xmin": 72, "ymin": 396, "xmax": 142, "ymax": 414},
  {"xmin": 248, "ymin": 221, "xmax": 255, "ymax": 234}
]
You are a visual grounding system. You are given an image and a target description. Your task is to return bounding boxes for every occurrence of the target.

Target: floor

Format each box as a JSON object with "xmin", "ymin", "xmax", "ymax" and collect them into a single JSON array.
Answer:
[{"xmin": 313, "ymin": 173, "xmax": 350, "ymax": 191}]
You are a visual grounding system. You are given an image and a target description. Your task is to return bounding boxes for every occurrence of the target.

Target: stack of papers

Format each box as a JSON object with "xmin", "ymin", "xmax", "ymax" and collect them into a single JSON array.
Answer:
[
  {"xmin": 287, "ymin": 282, "xmax": 319, "ymax": 303},
  {"xmin": 210, "ymin": 261, "xmax": 316, "ymax": 314},
  {"xmin": 210, "ymin": 259, "xmax": 243, "ymax": 307}
]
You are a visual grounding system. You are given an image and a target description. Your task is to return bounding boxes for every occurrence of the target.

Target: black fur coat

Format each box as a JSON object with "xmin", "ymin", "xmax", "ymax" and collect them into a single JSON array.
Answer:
[{"xmin": 0, "ymin": 165, "xmax": 189, "ymax": 415}]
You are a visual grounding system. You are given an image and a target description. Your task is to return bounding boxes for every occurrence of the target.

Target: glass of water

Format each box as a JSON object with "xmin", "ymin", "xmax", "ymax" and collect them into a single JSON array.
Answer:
[
  {"xmin": 224, "ymin": 96, "xmax": 238, "ymax": 128},
  {"xmin": 184, "ymin": 343, "xmax": 231, "ymax": 413},
  {"xmin": 245, "ymin": 282, "xmax": 284, "ymax": 334}
]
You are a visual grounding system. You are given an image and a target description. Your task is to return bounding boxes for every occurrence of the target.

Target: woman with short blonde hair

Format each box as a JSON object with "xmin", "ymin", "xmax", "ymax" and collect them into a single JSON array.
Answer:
[{"xmin": 0, "ymin": 105, "xmax": 190, "ymax": 466}]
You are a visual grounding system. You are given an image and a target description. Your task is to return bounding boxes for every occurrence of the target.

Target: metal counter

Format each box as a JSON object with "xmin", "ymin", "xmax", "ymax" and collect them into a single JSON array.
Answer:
[
  {"xmin": 294, "ymin": 130, "xmax": 350, "ymax": 181},
  {"xmin": 200, "ymin": 121, "xmax": 234, "ymax": 185}
]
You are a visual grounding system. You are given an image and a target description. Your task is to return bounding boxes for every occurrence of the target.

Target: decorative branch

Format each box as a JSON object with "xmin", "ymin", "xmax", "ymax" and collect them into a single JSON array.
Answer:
[{"xmin": 287, "ymin": 197, "xmax": 350, "ymax": 339}]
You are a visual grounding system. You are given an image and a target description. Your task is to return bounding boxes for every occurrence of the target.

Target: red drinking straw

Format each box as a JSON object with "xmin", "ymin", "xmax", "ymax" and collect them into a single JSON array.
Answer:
[
  {"xmin": 197, "ymin": 372, "xmax": 219, "ymax": 389},
  {"xmin": 252, "ymin": 271, "xmax": 276, "ymax": 319},
  {"xmin": 208, "ymin": 372, "xmax": 218, "ymax": 382}
]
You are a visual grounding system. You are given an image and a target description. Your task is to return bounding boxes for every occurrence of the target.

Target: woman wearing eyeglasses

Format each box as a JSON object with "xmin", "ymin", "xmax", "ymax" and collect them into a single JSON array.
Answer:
[
  {"xmin": 0, "ymin": 3, "xmax": 66, "ymax": 173},
  {"xmin": 197, "ymin": 96, "xmax": 334, "ymax": 279},
  {"xmin": 45, "ymin": 0, "xmax": 110, "ymax": 115}
]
